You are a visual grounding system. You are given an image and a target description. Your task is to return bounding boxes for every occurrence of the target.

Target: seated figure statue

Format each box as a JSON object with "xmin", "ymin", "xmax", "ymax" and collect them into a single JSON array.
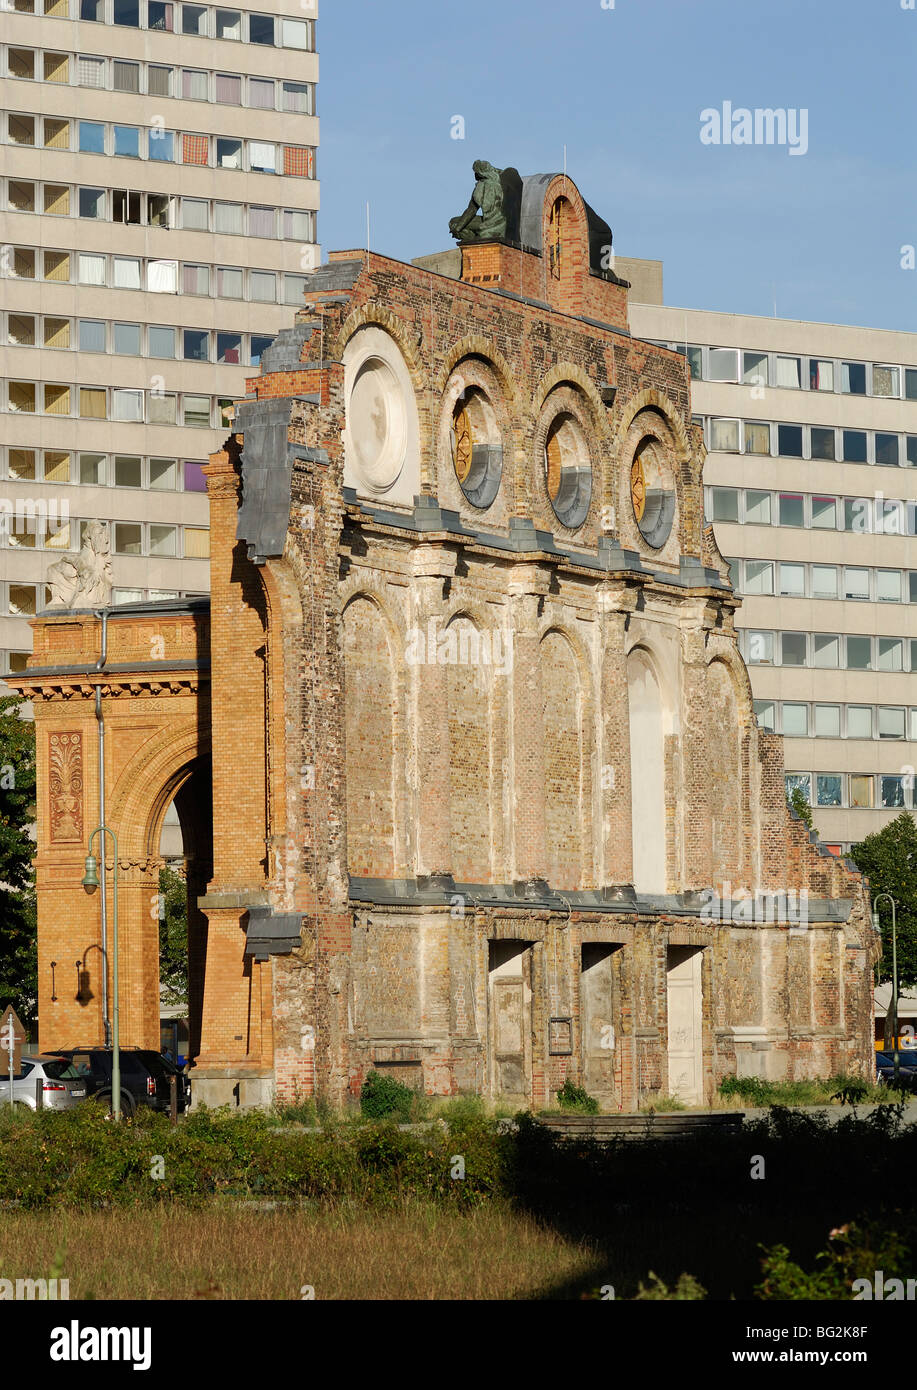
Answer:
[
  {"xmin": 46, "ymin": 519, "xmax": 113, "ymax": 609},
  {"xmin": 449, "ymin": 160, "xmax": 507, "ymax": 242}
]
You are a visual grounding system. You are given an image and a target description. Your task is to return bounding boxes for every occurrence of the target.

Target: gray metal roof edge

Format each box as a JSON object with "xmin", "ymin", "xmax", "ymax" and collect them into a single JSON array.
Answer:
[
  {"xmin": 13, "ymin": 659, "xmax": 209, "ymax": 679},
  {"xmin": 36, "ymin": 597, "xmax": 211, "ymax": 619}
]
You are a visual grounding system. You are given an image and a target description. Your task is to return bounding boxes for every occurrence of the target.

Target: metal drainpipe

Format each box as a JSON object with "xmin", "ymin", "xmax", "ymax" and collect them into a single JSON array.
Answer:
[{"xmin": 94, "ymin": 609, "xmax": 110, "ymax": 1047}]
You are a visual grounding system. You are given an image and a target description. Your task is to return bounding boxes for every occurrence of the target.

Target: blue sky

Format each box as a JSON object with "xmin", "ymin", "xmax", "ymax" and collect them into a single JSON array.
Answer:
[{"xmin": 317, "ymin": 0, "xmax": 917, "ymax": 331}]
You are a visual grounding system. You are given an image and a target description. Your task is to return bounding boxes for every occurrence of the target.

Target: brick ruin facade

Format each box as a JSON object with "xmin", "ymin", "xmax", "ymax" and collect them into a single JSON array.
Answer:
[{"xmin": 12, "ymin": 172, "xmax": 879, "ymax": 1109}]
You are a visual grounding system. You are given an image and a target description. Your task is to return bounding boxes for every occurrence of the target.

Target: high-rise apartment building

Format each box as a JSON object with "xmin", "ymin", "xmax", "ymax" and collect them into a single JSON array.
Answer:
[
  {"xmin": 0, "ymin": 0, "xmax": 319, "ymax": 680},
  {"xmin": 625, "ymin": 262, "xmax": 917, "ymax": 853}
]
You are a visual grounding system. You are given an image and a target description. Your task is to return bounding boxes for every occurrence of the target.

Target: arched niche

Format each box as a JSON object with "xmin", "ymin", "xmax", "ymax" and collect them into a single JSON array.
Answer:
[{"xmin": 627, "ymin": 647, "xmax": 668, "ymax": 893}]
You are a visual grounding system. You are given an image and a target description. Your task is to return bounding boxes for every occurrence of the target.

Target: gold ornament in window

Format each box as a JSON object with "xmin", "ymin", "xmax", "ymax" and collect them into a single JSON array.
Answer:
[
  {"xmin": 631, "ymin": 456, "xmax": 646, "ymax": 522},
  {"xmin": 452, "ymin": 404, "xmax": 473, "ymax": 483}
]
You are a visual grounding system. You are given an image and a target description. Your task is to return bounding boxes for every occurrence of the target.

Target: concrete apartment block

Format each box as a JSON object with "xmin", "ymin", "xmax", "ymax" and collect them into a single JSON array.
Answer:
[
  {"xmin": 629, "ymin": 288, "xmax": 917, "ymax": 853},
  {"xmin": 0, "ymin": 0, "xmax": 319, "ymax": 679}
]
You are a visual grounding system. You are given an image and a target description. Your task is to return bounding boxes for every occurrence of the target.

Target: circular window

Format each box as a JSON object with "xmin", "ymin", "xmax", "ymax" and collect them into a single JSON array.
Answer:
[
  {"xmin": 450, "ymin": 388, "xmax": 502, "ymax": 509},
  {"xmin": 631, "ymin": 437, "xmax": 675, "ymax": 549},
  {"xmin": 348, "ymin": 355, "xmax": 407, "ymax": 491},
  {"xmin": 544, "ymin": 413, "xmax": 592, "ymax": 529}
]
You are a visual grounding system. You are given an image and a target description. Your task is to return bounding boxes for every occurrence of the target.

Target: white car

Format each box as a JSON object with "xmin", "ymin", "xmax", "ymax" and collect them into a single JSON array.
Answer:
[{"xmin": 4, "ymin": 1054, "xmax": 89, "ymax": 1110}]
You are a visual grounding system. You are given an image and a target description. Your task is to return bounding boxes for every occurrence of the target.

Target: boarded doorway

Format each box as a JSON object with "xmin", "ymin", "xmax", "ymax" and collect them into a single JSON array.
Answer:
[
  {"xmin": 580, "ymin": 943, "xmax": 624, "ymax": 1106},
  {"xmin": 666, "ymin": 946, "xmax": 704, "ymax": 1105},
  {"xmin": 488, "ymin": 940, "xmax": 533, "ymax": 1103}
]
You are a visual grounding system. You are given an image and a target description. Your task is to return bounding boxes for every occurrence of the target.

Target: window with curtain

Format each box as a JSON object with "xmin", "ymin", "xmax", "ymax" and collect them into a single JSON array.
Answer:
[
  {"xmin": 877, "ymin": 570, "xmax": 902, "ymax": 602},
  {"xmin": 248, "ymin": 205, "xmax": 275, "ymax": 237},
  {"xmin": 850, "ymin": 775, "xmax": 873, "ymax": 807},
  {"xmin": 114, "ymin": 126, "xmax": 141, "ymax": 157},
  {"xmin": 113, "ymin": 323, "xmax": 141, "ymax": 355},
  {"xmin": 79, "ymin": 320, "xmax": 105, "ymax": 352},
  {"xmin": 9, "ymin": 182, "xmax": 36, "ymax": 212},
  {"xmin": 250, "ymin": 271, "xmax": 276, "ymax": 302},
  {"xmin": 778, "ymin": 563, "xmax": 805, "ymax": 597},
  {"xmin": 216, "ymin": 73, "xmax": 241, "ymax": 104},
  {"xmin": 872, "ymin": 365, "xmax": 900, "ymax": 398},
  {"xmin": 79, "ymin": 121, "xmax": 106, "ymax": 153},
  {"xmin": 9, "ymin": 315, "xmax": 36, "ymax": 346},
  {"xmin": 148, "ymin": 394, "xmax": 177, "ymax": 424},
  {"xmin": 148, "ymin": 260, "xmax": 178, "ymax": 293},
  {"xmin": 43, "ymin": 118, "xmax": 70, "ymax": 150},
  {"xmin": 841, "ymin": 362, "xmax": 867, "ymax": 395},
  {"xmin": 250, "ymin": 142, "xmax": 276, "ymax": 173},
  {"xmin": 113, "ymin": 60, "xmax": 140, "ymax": 92},
  {"xmin": 743, "ymin": 420, "xmax": 770, "ymax": 455},
  {"xmin": 781, "ymin": 703, "xmax": 808, "ymax": 736},
  {"xmin": 809, "ymin": 359, "xmax": 834, "ymax": 391},
  {"xmin": 710, "ymin": 418, "xmax": 739, "ymax": 452},
  {"xmin": 44, "ymin": 186, "xmax": 70, "ymax": 216},
  {"xmin": 281, "ymin": 18, "xmax": 309, "ymax": 48},
  {"xmin": 79, "ymin": 387, "xmax": 106, "ymax": 418},
  {"xmin": 77, "ymin": 55, "xmax": 105, "ymax": 87},
  {"xmin": 148, "ymin": 326, "xmax": 175, "ymax": 357},
  {"xmin": 283, "ymin": 146, "xmax": 313, "ymax": 178},
  {"xmin": 148, "ymin": 1, "xmax": 173, "ymax": 29},
  {"xmin": 183, "ymin": 396, "xmax": 211, "ymax": 428},
  {"xmin": 182, "ymin": 69, "xmax": 208, "ymax": 100},
  {"xmin": 182, "ymin": 199, "xmax": 209, "ymax": 230},
  {"xmin": 112, "ymin": 390, "xmax": 142, "ymax": 422},
  {"xmin": 249, "ymin": 78, "xmax": 274, "ymax": 108},
  {"xmin": 283, "ymin": 209, "xmax": 313, "ymax": 240},
  {"xmin": 284, "ymin": 274, "xmax": 307, "ymax": 305},
  {"xmin": 149, "ymin": 131, "xmax": 175, "ymax": 163},
  {"xmin": 184, "ymin": 527, "xmax": 210, "ymax": 557},
  {"xmin": 9, "ymin": 115, "xmax": 35, "ymax": 145},
  {"xmin": 282, "ymin": 82, "xmax": 311, "ymax": 113},
  {"xmin": 217, "ymin": 266, "xmax": 242, "ymax": 298},
  {"xmin": 8, "ymin": 383, "xmax": 36, "ymax": 413},
  {"xmin": 148, "ymin": 65, "xmax": 172, "ymax": 96},
  {"xmin": 775, "ymin": 356, "xmax": 801, "ymax": 389},
  {"xmin": 182, "ymin": 133, "xmax": 209, "ymax": 165},
  {"xmin": 113, "ymin": 258, "xmax": 141, "ymax": 289},
  {"xmin": 43, "ymin": 251, "xmax": 70, "ymax": 282},
  {"xmin": 215, "ymin": 8, "xmax": 240, "ymax": 37},
  {"xmin": 44, "ymin": 53, "xmax": 69, "ymax": 83},
  {"xmin": 183, "ymin": 264, "xmax": 209, "ymax": 295},
  {"xmin": 79, "ymin": 187, "xmax": 105, "ymax": 218},
  {"xmin": 43, "ymin": 451, "xmax": 70, "ymax": 482},
  {"xmin": 214, "ymin": 202, "xmax": 243, "ymax": 234}
]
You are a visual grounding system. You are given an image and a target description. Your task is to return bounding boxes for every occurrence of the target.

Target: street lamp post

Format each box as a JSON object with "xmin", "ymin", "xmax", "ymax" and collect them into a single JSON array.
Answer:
[
  {"xmin": 872, "ymin": 892, "xmax": 899, "ymax": 1088},
  {"xmin": 83, "ymin": 826, "xmax": 120, "ymax": 1120}
]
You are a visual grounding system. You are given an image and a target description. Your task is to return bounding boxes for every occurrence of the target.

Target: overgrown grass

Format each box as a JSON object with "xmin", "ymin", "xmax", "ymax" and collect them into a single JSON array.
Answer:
[{"xmin": 717, "ymin": 1073, "xmax": 901, "ymax": 1108}]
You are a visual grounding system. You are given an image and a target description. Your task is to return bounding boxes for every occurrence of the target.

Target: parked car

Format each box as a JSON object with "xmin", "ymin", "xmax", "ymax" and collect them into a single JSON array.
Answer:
[
  {"xmin": 875, "ymin": 1050, "xmax": 917, "ymax": 1090},
  {"xmin": 52, "ymin": 1047, "xmax": 191, "ymax": 1116},
  {"xmin": 4, "ymin": 1054, "xmax": 89, "ymax": 1111}
]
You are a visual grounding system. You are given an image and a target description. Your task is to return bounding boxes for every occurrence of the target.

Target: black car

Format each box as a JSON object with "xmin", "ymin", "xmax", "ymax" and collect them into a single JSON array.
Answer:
[
  {"xmin": 52, "ymin": 1047, "xmax": 191, "ymax": 1116},
  {"xmin": 875, "ymin": 1050, "xmax": 917, "ymax": 1091}
]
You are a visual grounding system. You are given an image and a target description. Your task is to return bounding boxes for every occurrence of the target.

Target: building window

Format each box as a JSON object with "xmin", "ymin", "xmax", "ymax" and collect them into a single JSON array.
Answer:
[
  {"xmin": 148, "ymin": 65, "xmax": 172, "ymax": 96},
  {"xmin": 216, "ymin": 332, "xmax": 241, "ymax": 364},
  {"xmin": 780, "ymin": 632, "xmax": 807, "ymax": 667},
  {"xmin": 44, "ymin": 53, "xmax": 70, "ymax": 83},
  {"xmin": 215, "ymin": 7, "xmax": 241, "ymax": 38},
  {"xmin": 216, "ymin": 73, "xmax": 242, "ymax": 104},
  {"xmin": 743, "ymin": 420, "xmax": 770, "ymax": 455},
  {"xmin": 79, "ymin": 387, "xmax": 106, "ymax": 418},
  {"xmin": 872, "ymin": 364, "xmax": 900, "ymax": 398},
  {"xmin": 810, "ymin": 427, "xmax": 836, "ymax": 461},
  {"xmin": 877, "ymin": 637, "xmax": 903, "ymax": 672},
  {"xmin": 149, "ymin": 525, "xmax": 177, "ymax": 556},
  {"xmin": 707, "ymin": 347, "xmax": 738, "ymax": 382},
  {"xmin": 44, "ymin": 252, "xmax": 70, "ymax": 283},
  {"xmin": 746, "ymin": 631, "xmax": 773, "ymax": 665},
  {"xmin": 249, "ymin": 13, "xmax": 274, "ymax": 43},
  {"xmin": 113, "ymin": 60, "xmax": 140, "ymax": 92},
  {"xmin": 811, "ymin": 566, "xmax": 838, "ymax": 599},
  {"xmin": 43, "ymin": 384, "xmax": 70, "ymax": 416},
  {"xmin": 249, "ymin": 78, "xmax": 274, "ymax": 109},
  {"xmin": 814, "ymin": 705, "xmax": 841, "ymax": 738},
  {"xmin": 112, "ymin": 390, "xmax": 143, "ymax": 422},
  {"xmin": 216, "ymin": 266, "xmax": 242, "ymax": 298},
  {"xmin": 182, "ymin": 199, "xmax": 209, "ymax": 231},
  {"xmin": 284, "ymin": 274, "xmax": 307, "ymax": 306},
  {"xmin": 282, "ymin": 81, "xmax": 312, "ymax": 114},
  {"xmin": 878, "ymin": 706, "xmax": 906, "ymax": 740},
  {"xmin": 250, "ymin": 270, "xmax": 276, "ymax": 302},
  {"xmin": 148, "ymin": 260, "xmax": 178, "ymax": 293},
  {"xmin": 148, "ymin": 1, "xmax": 174, "ymax": 29},
  {"xmin": 148, "ymin": 394, "xmax": 176, "ymax": 425},
  {"xmin": 149, "ymin": 458, "xmax": 177, "ymax": 489},
  {"xmin": 149, "ymin": 326, "xmax": 175, "ymax": 357},
  {"xmin": 881, "ymin": 776, "xmax": 905, "ymax": 809},
  {"xmin": 785, "ymin": 773, "xmax": 811, "ymax": 804},
  {"xmin": 710, "ymin": 487, "xmax": 738, "ymax": 523},
  {"xmin": 79, "ymin": 121, "xmax": 105, "ymax": 154},
  {"xmin": 744, "ymin": 489, "xmax": 771, "ymax": 524},
  {"xmin": 809, "ymin": 359, "xmax": 834, "ymax": 391},
  {"xmin": 810, "ymin": 495, "xmax": 836, "ymax": 529},
  {"xmin": 216, "ymin": 138, "xmax": 243, "ymax": 169},
  {"xmin": 779, "ymin": 562, "xmax": 805, "ymax": 597},
  {"xmin": 875, "ymin": 433, "xmax": 899, "ymax": 467},
  {"xmin": 281, "ymin": 17, "xmax": 310, "ymax": 48},
  {"xmin": 782, "ymin": 703, "xmax": 808, "ymax": 736},
  {"xmin": 182, "ymin": 69, "xmax": 208, "ymax": 101},
  {"xmin": 149, "ymin": 131, "xmax": 174, "ymax": 163},
  {"xmin": 183, "ymin": 395, "xmax": 211, "ymax": 428},
  {"xmin": 113, "ymin": 190, "xmax": 141, "ymax": 225},
  {"xmin": 9, "ymin": 114, "xmax": 35, "ymax": 146},
  {"xmin": 113, "ymin": 322, "xmax": 141, "ymax": 355},
  {"xmin": 846, "ymin": 636, "xmax": 872, "ymax": 671},
  {"xmin": 753, "ymin": 700, "xmax": 776, "ymax": 733},
  {"xmin": 182, "ymin": 264, "xmax": 210, "ymax": 296},
  {"xmin": 114, "ymin": 455, "xmax": 142, "ymax": 488},
  {"xmin": 181, "ymin": 3, "xmax": 207, "ymax": 34},
  {"xmin": 844, "ymin": 567, "xmax": 869, "ymax": 601},
  {"xmin": 249, "ymin": 142, "xmax": 276, "ymax": 174},
  {"xmin": 182, "ymin": 134, "xmax": 210, "ymax": 166},
  {"xmin": 842, "ymin": 429, "xmax": 868, "ymax": 463},
  {"xmin": 779, "ymin": 494, "xmax": 804, "ymax": 528},
  {"xmin": 710, "ymin": 418, "xmax": 740, "ymax": 453},
  {"xmin": 215, "ymin": 202, "xmax": 243, "ymax": 234},
  {"xmin": 850, "ymin": 775, "xmax": 873, "ymax": 808},
  {"xmin": 813, "ymin": 633, "xmax": 840, "ymax": 667},
  {"xmin": 184, "ymin": 462, "xmax": 207, "ymax": 492},
  {"xmin": 775, "ymin": 355, "xmax": 801, "ymax": 389},
  {"xmin": 248, "ymin": 205, "xmax": 275, "ymax": 237},
  {"xmin": 744, "ymin": 560, "xmax": 773, "ymax": 595},
  {"xmin": 816, "ymin": 775, "xmax": 842, "ymax": 807},
  {"xmin": 114, "ymin": 523, "xmax": 143, "ymax": 554},
  {"xmin": 184, "ymin": 527, "xmax": 210, "ymax": 557},
  {"xmin": 183, "ymin": 329, "xmax": 209, "ymax": 362},
  {"xmin": 777, "ymin": 424, "xmax": 803, "ymax": 458},
  {"xmin": 78, "ymin": 55, "xmax": 105, "ymax": 87},
  {"xmin": 283, "ymin": 146, "xmax": 313, "ymax": 178},
  {"xmin": 877, "ymin": 570, "xmax": 901, "ymax": 603},
  {"xmin": 8, "ymin": 182, "xmax": 35, "ymax": 213},
  {"xmin": 113, "ymin": 258, "xmax": 141, "ymax": 289},
  {"xmin": 79, "ymin": 453, "xmax": 105, "ymax": 484},
  {"xmin": 44, "ymin": 185, "xmax": 70, "ymax": 216},
  {"xmin": 841, "ymin": 362, "xmax": 867, "ymax": 395},
  {"xmin": 114, "ymin": 126, "xmax": 141, "ymax": 158}
]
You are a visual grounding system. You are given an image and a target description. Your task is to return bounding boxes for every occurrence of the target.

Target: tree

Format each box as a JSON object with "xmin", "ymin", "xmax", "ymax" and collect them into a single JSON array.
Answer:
[
  {"xmin": 0, "ymin": 695, "xmax": 38, "ymax": 1026},
  {"xmin": 788, "ymin": 786, "xmax": 814, "ymax": 832},
  {"xmin": 158, "ymin": 864, "xmax": 188, "ymax": 1007},
  {"xmin": 849, "ymin": 813, "xmax": 917, "ymax": 1039}
]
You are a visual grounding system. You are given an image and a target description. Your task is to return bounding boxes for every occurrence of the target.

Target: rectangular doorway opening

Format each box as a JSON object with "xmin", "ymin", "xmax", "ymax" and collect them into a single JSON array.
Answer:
[
  {"xmin": 666, "ymin": 946, "xmax": 704, "ymax": 1106},
  {"xmin": 487, "ymin": 940, "xmax": 533, "ymax": 1104},
  {"xmin": 580, "ymin": 943, "xmax": 624, "ymax": 1106}
]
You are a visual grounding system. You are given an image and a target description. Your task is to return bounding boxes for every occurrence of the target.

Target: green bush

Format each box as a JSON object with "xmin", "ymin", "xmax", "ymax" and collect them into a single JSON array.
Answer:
[
  {"xmin": 359, "ymin": 1070, "xmax": 420, "ymax": 1123},
  {"xmin": 555, "ymin": 1079, "xmax": 599, "ymax": 1114}
]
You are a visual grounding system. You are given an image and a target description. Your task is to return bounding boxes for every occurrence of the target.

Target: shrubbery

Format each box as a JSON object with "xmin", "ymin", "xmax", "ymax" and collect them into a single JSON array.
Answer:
[
  {"xmin": 555, "ymin": 1079, "xmax": 599, "ymax": 1114},
  {"xmin": 359, "ymin": 1070, "xmax": 418, "ymax": 1122}
]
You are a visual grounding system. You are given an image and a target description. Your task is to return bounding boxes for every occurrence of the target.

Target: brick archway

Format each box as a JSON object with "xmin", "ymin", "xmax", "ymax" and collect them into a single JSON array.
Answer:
[{"xmin": 10, "ymin": 605, "xmax": 211, "ymax": 1055}]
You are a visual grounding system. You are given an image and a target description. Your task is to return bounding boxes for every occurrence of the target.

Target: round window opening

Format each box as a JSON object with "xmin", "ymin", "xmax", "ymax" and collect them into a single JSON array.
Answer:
[
  {"xmin": 544, "ymin": 413, "xmax": 592, "ymax": 530},
  {"xmin": 631, "ymin": 437, "xmax": 675, "ymax": 549},
  {"xmin": 348, "ymin": 355, "xmax": 407, "ymax": 492},
  {"xmin": 450, "ymin": 388, "xmax": 502, "ymax": 509}
]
